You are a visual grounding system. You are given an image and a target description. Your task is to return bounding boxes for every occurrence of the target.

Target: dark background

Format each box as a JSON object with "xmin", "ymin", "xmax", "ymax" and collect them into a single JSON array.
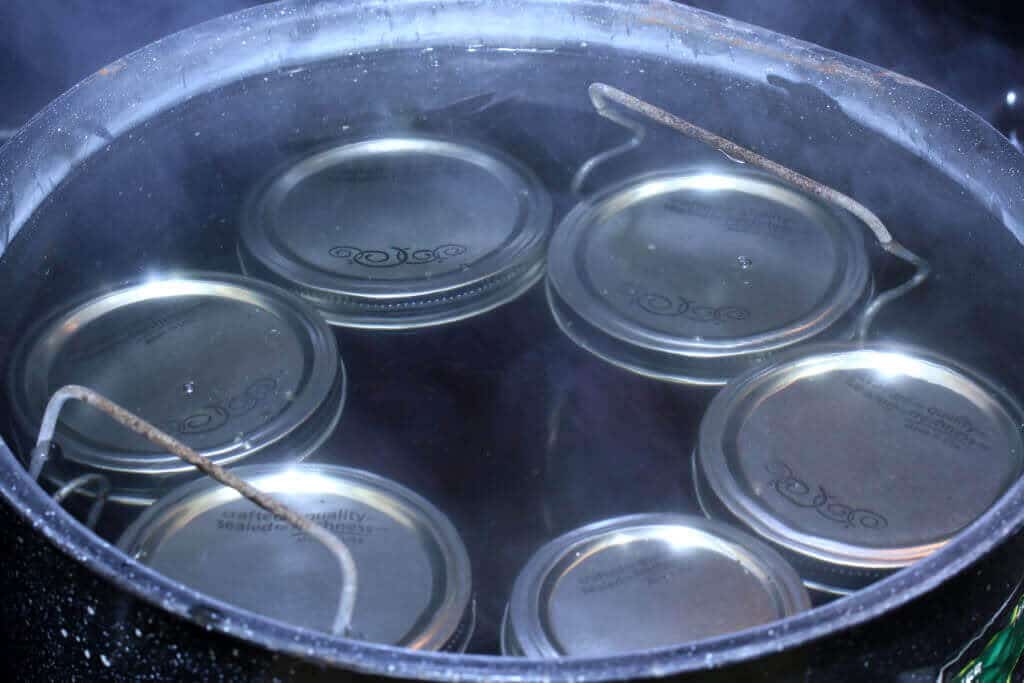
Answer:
[{"xmin": 0, "ymin": 0, "xmax": 1022, "ymax": 147}]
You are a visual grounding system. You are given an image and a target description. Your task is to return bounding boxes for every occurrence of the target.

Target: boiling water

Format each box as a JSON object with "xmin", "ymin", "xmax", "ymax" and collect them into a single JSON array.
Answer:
[{"xmin": 2, "ymin": 46, "xmax": 1023, "ymax": 654}]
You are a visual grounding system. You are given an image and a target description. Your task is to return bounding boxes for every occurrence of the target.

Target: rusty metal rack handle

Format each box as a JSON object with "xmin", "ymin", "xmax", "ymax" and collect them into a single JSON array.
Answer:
[
  {"xmin": 29, "ymin": 394, "xmax": 113, "ymax": 532},
  {"xmin": 576, "ymin": 82, "xmax": 930, "ymax": 340},
  {"xmin": 30, "ymin": 384, "xmax": 358, "ymax": 637},
  {"xmin": 570, "ymin": 92, "xmax": 646, "ymax": 196}
]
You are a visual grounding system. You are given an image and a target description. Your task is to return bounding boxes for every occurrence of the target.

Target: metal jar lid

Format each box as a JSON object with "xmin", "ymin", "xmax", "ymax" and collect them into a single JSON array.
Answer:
[
  {"xmin": 501, "ymin": 513, "xmax": 810, "ymax": 658},
  {"xmin": 238, "ymin": 136, "xmax": 553, "ymax": 329},
  {"xmin": 546, "ymin": 168, "xmax": 871, "ymax": 385},
  {"xmin": 118, "ymin": 464, "xmax": 474, "ymax": 650},
  {"xmin": 695, "ymin": 343, "xmax": 1024, "ymax": 594},
  {"xmin": 7, "ymin": 273, "xmax": 345, "ymax": 504}
]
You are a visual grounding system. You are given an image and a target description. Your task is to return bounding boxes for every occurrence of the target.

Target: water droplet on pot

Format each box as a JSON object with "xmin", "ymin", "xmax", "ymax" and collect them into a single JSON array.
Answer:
[{"xmin": 188, "ymin": 604, "xmax": 226, "ymax": 629}]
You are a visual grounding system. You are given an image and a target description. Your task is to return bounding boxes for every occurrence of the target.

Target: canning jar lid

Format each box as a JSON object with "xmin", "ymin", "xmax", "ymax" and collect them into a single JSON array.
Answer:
[
  {"xmin": 7, "ymin": 273, "xmax": 344, "ymax": 504},
  {"xmin": 695, "ymin": 343, "xmax": 1024, "ymax": 594},
  {"xmin": 239, "ymin": 136, "xmax": 553, "ymax": 329},
  {"xmin": 501, "ymin": 513, "xmax": 810, "ymax": 658},
  {"xmin": 118, "ymin": 464, "xmax": 474, "ymax": 650},
  {"xmin": 546, "ymin": 168, "xmax": 871, "ymax": 385}
]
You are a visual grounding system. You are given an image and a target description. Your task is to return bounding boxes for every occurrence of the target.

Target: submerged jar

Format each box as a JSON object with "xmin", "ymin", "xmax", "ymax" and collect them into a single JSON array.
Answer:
[
  {"xmin": 501, "ymin": 513, "xmax": 810, "ymax": 657},
  {"xmin": 546, "ymin": 166, "xmax": 872, "ymax": 385},
  {"xmin": 694, "ymin": 343, "xmax": 1024, "ymax": 595},
  {"xmin": 118, "ymin": 464, "xmax": 475, "ymax": 650},
  {"xmin": 6, "ymin": 273, "xmax": 345, "ymax": 508},
  {"xmin": 238, "ymin": 135, "xmax": 552, "ymax": 329}
]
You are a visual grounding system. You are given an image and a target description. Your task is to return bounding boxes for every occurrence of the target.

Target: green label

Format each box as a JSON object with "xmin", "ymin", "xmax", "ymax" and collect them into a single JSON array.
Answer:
[{"xmin": 948, "ymin": 593, "xmax": 1024, "ymax": 683}]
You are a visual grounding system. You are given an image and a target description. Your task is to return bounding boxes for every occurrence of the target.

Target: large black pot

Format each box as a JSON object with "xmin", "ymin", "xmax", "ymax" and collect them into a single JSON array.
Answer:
[{"xmin": 2, "ymin": 1, "xmax": 1024, "ymax": 680}]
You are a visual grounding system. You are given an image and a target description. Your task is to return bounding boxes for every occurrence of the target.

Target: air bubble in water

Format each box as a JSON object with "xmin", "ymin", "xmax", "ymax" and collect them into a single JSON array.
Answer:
[
  {"xmin": 182, "ymin": 381, "xmax": 196, "ymax": 396},
  {"xmin": 265, "ymin": 328, "xmax": 282, "ymax": 349},
  {"xmin": 737, "ymin": 256, "xmax": 753, "ymax": 269}
]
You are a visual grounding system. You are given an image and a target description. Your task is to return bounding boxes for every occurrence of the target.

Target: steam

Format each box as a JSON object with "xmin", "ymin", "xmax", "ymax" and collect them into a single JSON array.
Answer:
[
  {"xmin": 1, "ymin": 1, "xmax": 1019, "ymax": 134},
  {"xmin": 0, "ymin": 1, "xmax": 266, "ymax": 129},
  {"xmin": 684, "ymin": 0, "xmax": 1018, "ymax": 123}
]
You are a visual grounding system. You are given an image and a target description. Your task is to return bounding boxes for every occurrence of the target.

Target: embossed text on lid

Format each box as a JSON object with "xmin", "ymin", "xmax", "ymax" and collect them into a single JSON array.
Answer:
[
  {"xmin": 7, "ymin": 273, "xmax": 344, "ymax": 503},
  {"xmin": 117, "ymin": 464, "xmax": 473, "ymax": 650},
  {"xmin": 695, "ymin": 343, "xmax": 1024, "ymax": 593},
  {"xmin": 546, "ymin": 168, "xmax": 871, "ymax": 384},
  {"xmin": 502, "ymin": 513, "xmax": 809, "ymax": 658},
  {"xmin": 239, "ymin": 136, "xmax": 552, "ymax": 329}
]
